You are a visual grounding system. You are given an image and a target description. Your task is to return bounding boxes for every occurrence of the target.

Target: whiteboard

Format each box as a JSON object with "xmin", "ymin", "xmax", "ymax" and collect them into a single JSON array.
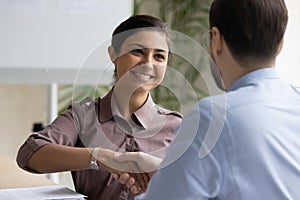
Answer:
[{"xmin": 0, "ymin": 0, "xmax": 133, "ymax": 84}]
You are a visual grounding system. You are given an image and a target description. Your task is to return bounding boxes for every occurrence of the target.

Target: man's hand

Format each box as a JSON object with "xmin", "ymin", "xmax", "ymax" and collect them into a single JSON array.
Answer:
[
  {"xmin": 93, "ymin": 149, "xmax": 162, "ymax": 193},
  {"xmin": 115, "ymin": 151, "xmax": 162, "ymax": 174},
  {"xmin": 113, "ymin": 151, "xmax": 163, "ymax": 193},
  {"xmin": 94, "ymin": 148, "xmax": 140, "ymax": 173},
  {"xmin": 93, "ymin": 148, "xmax": 151, "ymax": 192},
  {"xmin": 112, "ymin": 172, "xmax": 146, "ymax": 194}
]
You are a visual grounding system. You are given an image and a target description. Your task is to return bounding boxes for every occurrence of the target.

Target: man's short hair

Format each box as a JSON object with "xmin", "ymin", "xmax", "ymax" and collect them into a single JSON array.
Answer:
[{"xmin": 209, "ymin": 0, "xmax": 288, "ymax": 66}]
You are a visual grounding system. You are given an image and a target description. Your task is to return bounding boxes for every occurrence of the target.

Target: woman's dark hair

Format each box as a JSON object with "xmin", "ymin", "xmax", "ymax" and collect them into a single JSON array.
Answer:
[
  {"xmin": 209, "ymin": 0, "xmax": 288, "ymax": 66},
  {"xmin": 111, "ymin": 15, "xmax": 169, "ymax": 55}
]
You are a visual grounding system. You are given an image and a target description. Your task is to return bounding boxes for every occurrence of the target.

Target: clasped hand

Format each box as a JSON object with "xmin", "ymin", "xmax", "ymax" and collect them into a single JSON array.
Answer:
[{"xmin": 94, "ymin": 148, "xmax": 162, "ymax": 194}]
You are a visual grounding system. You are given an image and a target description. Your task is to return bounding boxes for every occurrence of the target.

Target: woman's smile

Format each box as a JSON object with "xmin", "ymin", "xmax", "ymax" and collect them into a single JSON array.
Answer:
[{"xmin": 130, "ymin": 70, "xmax": 156, "ymax": 82}]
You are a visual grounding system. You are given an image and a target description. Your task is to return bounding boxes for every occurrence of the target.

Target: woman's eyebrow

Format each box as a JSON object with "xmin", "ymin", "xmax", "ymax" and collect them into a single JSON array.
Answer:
[
  {"xmin": 128, "ymin": 43, "xmax": 168, "ymax": 52},
  {"xmin": 155, "ymin": 49, "xmax": 168, "ymax": 53}
]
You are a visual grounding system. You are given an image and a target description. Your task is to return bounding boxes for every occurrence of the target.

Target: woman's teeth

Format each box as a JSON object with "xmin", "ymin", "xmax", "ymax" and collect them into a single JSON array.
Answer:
[{"xmin": 132, "ymin": 71, "xmax": 152, "ymax": 80}]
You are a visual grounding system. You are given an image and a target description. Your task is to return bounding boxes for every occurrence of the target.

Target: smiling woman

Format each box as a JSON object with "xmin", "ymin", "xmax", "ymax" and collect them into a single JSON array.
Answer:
[
  {"xmin": 16, "ymin": 15, "xmax": 182, "ymax": 200},
  {"xmin": 111, "ymin": 29, "xmax": 170, "ymax": 118}
]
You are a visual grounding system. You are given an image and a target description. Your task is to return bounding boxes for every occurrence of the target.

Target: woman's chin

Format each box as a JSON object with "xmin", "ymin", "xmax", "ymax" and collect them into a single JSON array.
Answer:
[{"xmin": 134, "ymin": 84, "xmax": 158, "ymax": 93}]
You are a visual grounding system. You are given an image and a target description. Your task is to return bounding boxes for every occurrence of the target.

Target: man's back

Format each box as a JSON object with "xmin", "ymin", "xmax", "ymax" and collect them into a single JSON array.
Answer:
[
  {"xmin": 220, "ymin": 68, "xmax": 300, "ymax": 199},
  {"xmin": 136, "ymin": 68, "xmax": 300, "ymax": 200}
]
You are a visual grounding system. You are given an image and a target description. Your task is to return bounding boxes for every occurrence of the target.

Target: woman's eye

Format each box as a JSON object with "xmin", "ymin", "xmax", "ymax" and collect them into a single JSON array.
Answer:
[
  {"xmin": 155, "ymin": 54, "xmax": 165, "ymax": 60},
  {"xmin": 131, "ymin": 49, "xmax": 143, "ymax": 55}
]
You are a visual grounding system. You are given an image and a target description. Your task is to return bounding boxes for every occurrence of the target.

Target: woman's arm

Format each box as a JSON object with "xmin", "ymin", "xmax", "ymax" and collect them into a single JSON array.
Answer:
[
  {"xmin": 26, "ymin": 144, "xmax": 141, "ymax": 175},
  {"xmin": 27, "ymin": 144, "xmax": 92, "ymax": 173}
]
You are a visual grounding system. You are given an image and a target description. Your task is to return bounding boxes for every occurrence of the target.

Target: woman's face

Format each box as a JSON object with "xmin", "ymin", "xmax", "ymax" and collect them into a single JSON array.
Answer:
[{"xmin": 112, "ymin": 30, "xmax": 169, "ymax": 93}]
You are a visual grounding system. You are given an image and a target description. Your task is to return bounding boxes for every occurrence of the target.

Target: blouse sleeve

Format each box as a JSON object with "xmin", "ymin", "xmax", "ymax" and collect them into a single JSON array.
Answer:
[{"xmin": 16, "ymin": 99, "xmax": 87, "ymax": 173}]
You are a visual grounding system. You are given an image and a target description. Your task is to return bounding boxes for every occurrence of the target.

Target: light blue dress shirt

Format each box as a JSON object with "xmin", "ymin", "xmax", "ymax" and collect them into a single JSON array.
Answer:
[{"xmin": 135, "ymin": 68, "xmax": 300, "ymax": 200}]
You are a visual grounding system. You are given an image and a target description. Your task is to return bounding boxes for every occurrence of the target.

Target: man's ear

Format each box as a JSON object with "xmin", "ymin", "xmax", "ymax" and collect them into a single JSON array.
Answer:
[
  {"xmin": 108, "ymin": 45, "xmax": 117, "ymax": 63},
  {"xmin": 276, "ymin": 38, "xmax": 284, "ymax": 56},
  {"xmin": 210, "ymin": 27, "xmax": 224, "ymax": 55}
]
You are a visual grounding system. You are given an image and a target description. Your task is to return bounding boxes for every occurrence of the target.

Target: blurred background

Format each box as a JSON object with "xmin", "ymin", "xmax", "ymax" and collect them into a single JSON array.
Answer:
[{"xmin": 0, "ymin": 0, "xmax": 299, "ymax": 189}]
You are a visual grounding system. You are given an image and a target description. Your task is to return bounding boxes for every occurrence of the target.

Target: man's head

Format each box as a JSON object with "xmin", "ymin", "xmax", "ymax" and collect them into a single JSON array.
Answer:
[
  {"xmin": 209, "ymin": 0, "xmax": 288, "ymax": 67},
  {"xmin": 208, "ymin": 0, "xmax": 288, "ymax": 90}
]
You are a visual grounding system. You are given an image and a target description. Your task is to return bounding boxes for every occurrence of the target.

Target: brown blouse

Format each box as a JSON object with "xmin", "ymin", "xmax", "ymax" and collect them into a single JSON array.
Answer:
[{"xmin": 17, "ymin": 89, "xmax": 182, "ymax": 200}]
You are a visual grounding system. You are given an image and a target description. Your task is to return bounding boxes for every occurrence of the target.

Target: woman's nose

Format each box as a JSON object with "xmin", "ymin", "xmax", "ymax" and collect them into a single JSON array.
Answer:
[
  {"xmin": 143, "ymin": 52, "xmax": 152, "ymax": 63},
  {"xmin": 141, "ymin": 52, "xmax": 154, "ymax": 69}
]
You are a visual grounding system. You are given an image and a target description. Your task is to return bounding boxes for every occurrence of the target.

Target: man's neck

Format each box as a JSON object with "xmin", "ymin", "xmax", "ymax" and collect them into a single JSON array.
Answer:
[{"xmin": 223, "ymin": 61, "xmax": 275, "ymax": 90}]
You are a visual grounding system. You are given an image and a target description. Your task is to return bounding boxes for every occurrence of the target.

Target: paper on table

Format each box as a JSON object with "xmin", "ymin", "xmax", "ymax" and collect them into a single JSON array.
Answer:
[{"xmin": 0, "ymin": 185, "xmax": 86, "ymax": 200}]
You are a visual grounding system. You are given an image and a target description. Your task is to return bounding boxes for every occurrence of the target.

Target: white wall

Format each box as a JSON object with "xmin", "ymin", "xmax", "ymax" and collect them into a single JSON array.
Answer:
[
  {"xmin": 0, "ymin": 0, "xmax": 133, "ymax": 84},
  {"xmin": 277, "ymin": 0, "xmax": 300, "ymax": 86}
]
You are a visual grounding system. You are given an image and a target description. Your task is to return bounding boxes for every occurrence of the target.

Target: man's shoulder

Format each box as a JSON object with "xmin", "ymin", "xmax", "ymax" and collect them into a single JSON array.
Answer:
[{"xmin": 198, "ymin": 94, "xmax": 227, "ymax": 109}]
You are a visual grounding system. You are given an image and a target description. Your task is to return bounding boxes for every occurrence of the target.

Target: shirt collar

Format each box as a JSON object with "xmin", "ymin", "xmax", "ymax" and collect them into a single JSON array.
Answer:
[
  {"xmin": 228, "ymin": 68, "xmax": 279, "ymax": 92},
  {"xmin": 99, "ymin": 89, "xmax": 113, "ymax": 122},
  {"xmin": 133, "ymin": 94, "xmax": 155, "ymax": 129},
  {"xmin": 99, "ymin": 88, "xmax": 155, "ymax": 129}
]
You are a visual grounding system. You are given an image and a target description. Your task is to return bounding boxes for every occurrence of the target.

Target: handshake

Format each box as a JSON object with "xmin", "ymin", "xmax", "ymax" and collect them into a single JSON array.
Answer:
[{"xmin": 92, "ymin": 148, "xmax": 162, "ymax": 194}]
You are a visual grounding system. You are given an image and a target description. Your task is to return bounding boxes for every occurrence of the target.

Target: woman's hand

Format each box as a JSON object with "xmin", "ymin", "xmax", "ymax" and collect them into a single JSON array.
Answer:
[
  {"xmin": 93, "ymin": 149, "xmax": 162, "ymax": 193},
  {"xmin": 94, "ymin": 148, "xmax": 140, "ymax": 173},
  {"xmin": 113, "ymin": 152, "xmax": 162, "ymax": 193},
  {"xmin": 115, "ymin": 151, "xmax": 162, "ymax": 174},
  {"xmin": 93, "ymin": 148, "xmax": 150, "ymax": 191}
]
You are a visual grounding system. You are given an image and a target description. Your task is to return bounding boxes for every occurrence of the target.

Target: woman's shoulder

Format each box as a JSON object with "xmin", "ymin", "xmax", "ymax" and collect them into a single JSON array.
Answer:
[
  {"xmin": 68, "ymin": 96, "xmax": 100, "ymax": 112},
  {"xmin": 75, "ymin": 96, "xmax": 102, "ymax": 105},
  {"xmin": 154, "ymin": 104, "xmax": 182, "ymax": 119}
]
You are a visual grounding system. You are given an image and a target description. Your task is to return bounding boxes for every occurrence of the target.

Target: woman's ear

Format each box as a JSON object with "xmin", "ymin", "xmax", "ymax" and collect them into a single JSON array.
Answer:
[{"xmin": 108, "ymin": 45, "xmax": 117, "ymax": 63}]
